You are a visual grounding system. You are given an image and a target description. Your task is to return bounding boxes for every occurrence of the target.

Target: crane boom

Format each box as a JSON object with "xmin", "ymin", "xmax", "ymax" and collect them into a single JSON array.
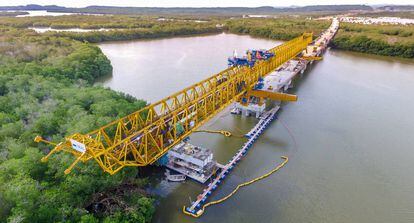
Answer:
[{"xmin": 37, "ymin": 33, "xmax": 313, "ymax": 175}]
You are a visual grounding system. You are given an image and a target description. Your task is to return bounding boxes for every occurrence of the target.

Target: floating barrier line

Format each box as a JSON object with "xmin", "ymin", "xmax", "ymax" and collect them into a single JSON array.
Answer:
[
  {"xmin": 194, "ymin": 129, "xmax": 244, "ymax": 138},
  {"xmin": 183, "ymin": 156, "xmax": 288, "ymax": 218},
  {"xmin": 183, "ymin": 107, "xmax": 281, "ymax": 217},
  {"xmin": 278, "ymin": 118, "xmax": 299, "ymax": 154}
]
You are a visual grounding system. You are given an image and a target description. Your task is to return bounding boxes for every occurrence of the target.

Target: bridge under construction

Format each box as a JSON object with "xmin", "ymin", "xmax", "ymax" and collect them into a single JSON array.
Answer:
[
  {"xmin": 183, "ymin": 18, "xmax": 339, "ymax": 217},
  {"xmin": 36, "ymin": 17, "xmax": 339, "ymax": 216}
]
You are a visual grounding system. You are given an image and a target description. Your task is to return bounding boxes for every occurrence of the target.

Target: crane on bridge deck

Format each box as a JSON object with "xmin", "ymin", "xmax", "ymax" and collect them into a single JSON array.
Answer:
[{"xmin": 35, "ymin": 33, "xmax": 313, "ymax": 175}]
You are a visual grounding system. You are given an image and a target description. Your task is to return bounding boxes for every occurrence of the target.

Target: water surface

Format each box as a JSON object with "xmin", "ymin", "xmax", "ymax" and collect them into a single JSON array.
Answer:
[
  {"xmin": 98, "ymin": 33, "xmax": 278, "ymax": 103},
  {"xmin": 98, "ymin": 33, "xmax": 414, "ymax": 223},
  {"xmin": 15, "ymin": 10, "xmax": 77, "ymax": 17},
  {"xmin": 13, "ymin": 10, "xmax": 103, "ymax": 17},
  {"xmin": 29, "ymin": 27, "xmax": 112, "ymax": 33}
]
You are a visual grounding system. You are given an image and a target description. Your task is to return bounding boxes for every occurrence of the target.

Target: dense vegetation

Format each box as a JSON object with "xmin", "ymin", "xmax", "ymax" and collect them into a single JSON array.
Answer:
[
  {"xmin": 53, "ymin": 24, "xmax": 220, "ymax": 43},
  {"xmin": 51, "ymin": 5, "xmax": 373, "ymax": 15},
  {"xmin": 0, "ymin": 11, "xmax": 28, "ymax": 17},
  {"xmin": 332, "ymin": 23, "xmax": 414, "ymax": 58},
  {"xmin": 0, "ymin": 11, "xmax": 413, "ymax": 222},
  {"xmin": 223, "ymin": 16, "xmax": 414, "ymax": 58},
  {"xmin": 357, "ymin": 11, "xmax": 414, "ymax": 19},
  {"xmin": 0, "ymin": 4, "xmax": 373, "ymax": 15},
  {"xmin": 3, "ymin": 13, "xmax": 412, "ymax": 59},
  {"xmin": 0, "ymin": 15, "xmax": 161, "ymax": 29},
  {"xmin": 226, "ymin": 18, "xmax": 330, "ymax": 40},
  {"xmin": 377, "ymin": 5, "xmax": 414, "ymax": 11},
  {"xmin": 0, "ymin": 15, "xmax": 222, "ymax": 43},
  {"xmin": 0, "ymin": 28, "xmax": 154, "ymax": 222}
]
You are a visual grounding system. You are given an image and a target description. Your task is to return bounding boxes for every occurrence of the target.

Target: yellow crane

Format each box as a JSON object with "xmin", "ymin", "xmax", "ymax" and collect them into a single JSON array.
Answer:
[{"xmin": 35, "ymin": 33, "xmax": 313, "ymax": 175}]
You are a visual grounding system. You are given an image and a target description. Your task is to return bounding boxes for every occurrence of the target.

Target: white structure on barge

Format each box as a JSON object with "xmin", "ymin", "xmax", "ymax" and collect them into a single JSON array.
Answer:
[{"xmin": 166, "ymin": 142, "xmax": 217, "ymax": 183}]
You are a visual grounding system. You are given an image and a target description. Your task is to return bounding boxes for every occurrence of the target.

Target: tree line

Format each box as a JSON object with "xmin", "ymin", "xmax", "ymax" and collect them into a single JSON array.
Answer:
[
  {"xmin": 0, "ymin": 27, "xmax": 154, "ymax": 222},
  {"xmin": 331, "ymin": 35, "xmax": 414, "ymax": 58},
  {"xmin": 332, "ymin": 23, "xmax": 414, "ymax": 58},
  {"xmin": 225, "ymin": 18, "xmax": 330, "ymax": 40},
  {"xmin": 52, "ymin": 25, "xmax": 221, "ymax": 43}
]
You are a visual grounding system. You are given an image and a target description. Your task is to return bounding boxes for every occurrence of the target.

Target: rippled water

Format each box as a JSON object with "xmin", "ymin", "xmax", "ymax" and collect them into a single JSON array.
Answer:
[{"xmin": 98, "ymin": 33, "xmax": 414, "ymax": 223}]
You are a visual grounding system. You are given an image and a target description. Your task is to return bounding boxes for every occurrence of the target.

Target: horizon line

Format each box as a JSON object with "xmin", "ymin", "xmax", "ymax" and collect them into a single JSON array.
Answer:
[{"xmin": 1, "ymin": 3, "xmax": 413, "ymax": 8}]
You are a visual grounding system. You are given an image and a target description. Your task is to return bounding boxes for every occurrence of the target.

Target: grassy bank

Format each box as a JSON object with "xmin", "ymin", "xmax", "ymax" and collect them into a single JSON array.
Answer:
[
  {"xmin": 0, "ymin": 11, "xmax": 28, "ymax": 17},
  {"xmin": 225, "ymin": 18, "xmax": 330, "ymax": 40},
  {"xmin": 0, "ymin": 14, "xmax": 208, "ymax": 29},
  {"xmin": 331, "ymin": 22, "xmax": 414, "ymax": 58},
  {"xmin": 356, "ymin": 11, "xmax": 414, "ymax": 19},
  {"xmin": 52, "ymin": 25, "xmax": 221, "ymax": 43},
  {"xmin": 224, "ymin": 17, "xmax": 414, "ymax": 58},
  {"xmin": 0, "ymin": 15, "xmax": 222, "ymax": 43}
]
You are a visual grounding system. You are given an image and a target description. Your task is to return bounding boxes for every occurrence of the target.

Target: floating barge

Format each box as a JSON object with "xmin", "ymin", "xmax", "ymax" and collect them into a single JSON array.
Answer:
[{"xmin": 166, "ymin": 142, "xmax": 218, "ymax": 183}]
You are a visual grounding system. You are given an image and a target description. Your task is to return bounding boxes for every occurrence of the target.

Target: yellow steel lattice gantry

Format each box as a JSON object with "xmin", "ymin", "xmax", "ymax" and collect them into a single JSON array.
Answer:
[{"xmin": 36, "ymin": 33, "xmax": 313, "ymax": 175}]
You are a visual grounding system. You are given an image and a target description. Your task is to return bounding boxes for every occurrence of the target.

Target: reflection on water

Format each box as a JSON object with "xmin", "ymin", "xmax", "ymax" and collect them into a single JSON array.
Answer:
[
  {"xmin": 98, "ymin": 33, "xmax": 414, "ymax": 223},
  {"xmin": 15, "ymin": 10, "xmax": 77, "ymax": 17},
  {"xmin": 14, "ymin": 10, "xmax": 103, "ymax": 17},
  {"xmin": 29, "ymin": 27, "xmax": 113, "ymax": 33}
]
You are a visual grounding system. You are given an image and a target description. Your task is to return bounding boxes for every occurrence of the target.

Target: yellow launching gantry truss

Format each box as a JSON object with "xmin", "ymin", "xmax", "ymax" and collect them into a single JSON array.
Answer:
[{"xmin": 35, "ymin": 33, "xmax": 313, "ymax": 175}]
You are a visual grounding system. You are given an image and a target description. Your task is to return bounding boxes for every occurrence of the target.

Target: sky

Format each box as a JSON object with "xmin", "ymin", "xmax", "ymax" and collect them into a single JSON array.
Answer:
[{"xmin": 0, "ymin": 0, "xmax": 412, "ymax": 7}]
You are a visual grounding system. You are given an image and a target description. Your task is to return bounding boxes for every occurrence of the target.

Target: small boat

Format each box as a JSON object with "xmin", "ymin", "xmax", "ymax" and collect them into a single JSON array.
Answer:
[
  {"xmin": 165, "ymin": 169, "xmax": 186, "ymax": 182},
  {"xmin": 230, "ymin": 108, "xmax": 241, "ymax": 115}
]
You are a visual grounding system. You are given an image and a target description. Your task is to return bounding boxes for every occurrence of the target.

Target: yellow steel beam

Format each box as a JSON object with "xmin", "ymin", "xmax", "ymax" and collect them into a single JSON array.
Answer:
[
  {"xmin": 36, "ymin": 33, "xmax": 313, "ymax": 175},
  {"xmin": 248, "ymin": 90, "xmax": 298, "ymax": 102},
  {"xmin": 300, "ymin": 56, "xmax": 322, "ymax": 61}
]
